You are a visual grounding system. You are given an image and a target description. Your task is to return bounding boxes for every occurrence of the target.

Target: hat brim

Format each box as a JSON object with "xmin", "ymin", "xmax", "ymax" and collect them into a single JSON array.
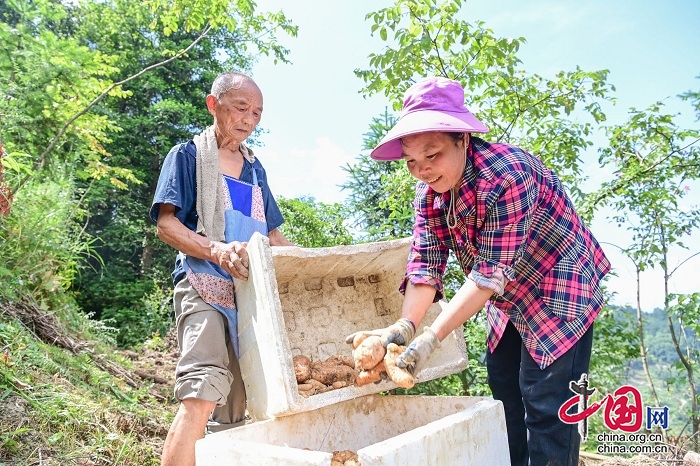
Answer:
[{"xmin": 370, "ymin": 109, "xmax": 488, "ymax": 161}]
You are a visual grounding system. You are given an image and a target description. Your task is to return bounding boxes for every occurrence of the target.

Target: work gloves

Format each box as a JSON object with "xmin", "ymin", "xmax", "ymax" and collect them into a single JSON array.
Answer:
[
  {"xmin": 396, "ymin": 327, "xmax": 441, "ymax": 376},
  {"xmin": 345, "ymin": 319, "xmax": 441, "ymax": 377},
  {"xmin": 345, "ymin": 317, "xmax": 416, "ymax": 347}
]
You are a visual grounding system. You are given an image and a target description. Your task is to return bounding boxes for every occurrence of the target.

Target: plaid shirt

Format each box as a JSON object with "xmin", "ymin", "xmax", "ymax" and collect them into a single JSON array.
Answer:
[{"xmin": 400, "ymin": 137, "xmax": 610, "ymax": 369}]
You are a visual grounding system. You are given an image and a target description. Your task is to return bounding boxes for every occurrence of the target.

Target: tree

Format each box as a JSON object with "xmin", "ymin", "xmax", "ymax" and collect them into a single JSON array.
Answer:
[
  {"xmin": 588, "ymin": 95, "xmax": 700, "ymax": 447},
  {"xmin": 69, "ymin": 0, "xmax": 296, "ymax": 344},
  {"xmin": 0, "ymin": 0, "xmax": 120, "ymax": 305},
  {"xmin": 277, "ymin": 196, "xmax": 354, "ymax": 247},
  {"xmin": 0, "ymin": 0, "xmax": 297, "ymax": 339}
]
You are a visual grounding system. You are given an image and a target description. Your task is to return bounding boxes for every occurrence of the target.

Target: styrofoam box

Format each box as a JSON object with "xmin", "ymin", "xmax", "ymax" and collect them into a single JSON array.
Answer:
[
  {"xmin": 196, "ymin": 395, "xmax": 510, "ymax": 466},
  {"xmin": 234, "ymin": 233, "xmax": 469, "ymax": 421}
]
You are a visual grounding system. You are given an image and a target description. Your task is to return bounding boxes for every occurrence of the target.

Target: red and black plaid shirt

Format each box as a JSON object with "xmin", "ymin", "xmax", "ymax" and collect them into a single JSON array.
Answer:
[{"xmin": 400, "ymin": 137, "xmax": 611, "ymax": 369}]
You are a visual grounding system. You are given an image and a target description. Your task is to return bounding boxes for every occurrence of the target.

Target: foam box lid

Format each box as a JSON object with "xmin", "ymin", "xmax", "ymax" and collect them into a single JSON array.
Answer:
[{"xmin": 235, "ymin": 233, "xmax": 468, "ymax": 420}]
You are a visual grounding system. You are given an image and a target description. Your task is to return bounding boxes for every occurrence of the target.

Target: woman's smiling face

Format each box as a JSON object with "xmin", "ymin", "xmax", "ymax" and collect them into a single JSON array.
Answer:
[{"xmin": 401, "ymin": 132, "xmax": 468, "ymax": 193}]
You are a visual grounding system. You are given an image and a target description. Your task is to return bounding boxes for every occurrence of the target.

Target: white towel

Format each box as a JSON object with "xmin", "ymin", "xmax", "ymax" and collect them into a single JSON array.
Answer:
[{"xmin": 193, "ymin": 126, "xmax": 256, "ymax": 242}]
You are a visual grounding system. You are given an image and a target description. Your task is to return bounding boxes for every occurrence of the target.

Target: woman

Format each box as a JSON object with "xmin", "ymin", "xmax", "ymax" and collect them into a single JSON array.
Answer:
[{"xmin": 349, "ymin": 77, "xmax": 610, "ymax": 466}]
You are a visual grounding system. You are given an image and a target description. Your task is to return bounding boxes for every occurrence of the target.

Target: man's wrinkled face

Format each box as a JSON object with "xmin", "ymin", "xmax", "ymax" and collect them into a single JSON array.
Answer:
[
  {"xmin": 207, "ymin": 80, "xmax": 263, "ymax": 144},
  {"xmin": 401, "ymin": 132, "xmax": 467, "ymax": 193}
]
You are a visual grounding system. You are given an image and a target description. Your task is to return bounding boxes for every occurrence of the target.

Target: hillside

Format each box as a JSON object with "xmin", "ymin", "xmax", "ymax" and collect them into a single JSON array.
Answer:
[{"xmin": 0, "ymin": 299, "xmax": 179, "ymax": 465}]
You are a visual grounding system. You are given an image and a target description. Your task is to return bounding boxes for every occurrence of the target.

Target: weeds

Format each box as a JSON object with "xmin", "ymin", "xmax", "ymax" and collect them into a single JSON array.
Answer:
[{"xmin": 0, "ymin": 303, "xmax": 173, "ymax": 465}]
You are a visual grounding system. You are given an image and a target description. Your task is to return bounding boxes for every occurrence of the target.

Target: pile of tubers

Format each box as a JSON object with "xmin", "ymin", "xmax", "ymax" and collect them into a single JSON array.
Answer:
[
  {"xmin": 351, "ymin": 334, "xmax": 415, "ymax": 389},
  {"xmin": 293, "ymin": 333, "xmax": 416, "ymax": 398},
  {"xmin": 294, "ymin": 354, "xmax": 357, "ymax": 397},
  {"xmin": 331, "ymin": 450, "xmax": 360, "ymax": 466}
]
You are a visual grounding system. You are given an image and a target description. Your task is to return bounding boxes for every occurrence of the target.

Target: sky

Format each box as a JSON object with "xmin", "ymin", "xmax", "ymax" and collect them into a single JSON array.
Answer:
[{"xmin": 249, "ymin": 0, "xmax": 700, "ymax": 312}]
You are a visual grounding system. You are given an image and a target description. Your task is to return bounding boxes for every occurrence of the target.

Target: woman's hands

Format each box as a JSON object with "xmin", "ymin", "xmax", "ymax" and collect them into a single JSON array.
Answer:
[
  {"xmin": 345, "ymin": 317, "xmax": 416, "ymax": 347},
  {"xmin": 396, "ymin": 327, "xmax": 441, "ymax": 375}
]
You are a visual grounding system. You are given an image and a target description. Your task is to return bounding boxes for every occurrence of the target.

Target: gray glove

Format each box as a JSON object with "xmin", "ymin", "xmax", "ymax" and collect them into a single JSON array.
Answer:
[
  {"xmin": 396, "ymin": 327, "xmax": 441, "ymax": 376},
  {"xmin": 345, "ymin": 317, "xmax": 416, "ymax": 347}
]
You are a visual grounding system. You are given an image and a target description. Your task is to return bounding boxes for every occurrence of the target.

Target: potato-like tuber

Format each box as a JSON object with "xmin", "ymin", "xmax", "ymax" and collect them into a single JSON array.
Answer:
[
  {"xmin": 356, "ymin": 360, "xmax": 386, "ymax": 386},
  {"xmin": 295, "ymin": 353, "xmax": 359, "ymax": 397},
  {"xmin": 351, "ymin": 332, "xmax": 369, "ymax": 349},
  {"xmin": 293, "ymin": 355, "xmax": 312, "ymax": 383},
  {"xmin": 331, "ymin": 450, "xmax": 360, "ymax": 466},
  {"xmin": 311, "ymin": 358, "xmax": 357, "ymax": 385},
  {"xmin": 325, "ymin": 354, "xmax": 355, "ymax": 369},
  {"xmin": 352, "ymin": 335, "xmax": 386, "ymax": 371},
  {"xmin": 355, "ymin": 344, "xmax": 415, "ymax": 388},
  {"xmin": 306, "ymin": 378, "xmax": 328, "ymax": 393},
  {"xmin": 384, "ymin": 343, "xmax": 415, "ymax": 389}
]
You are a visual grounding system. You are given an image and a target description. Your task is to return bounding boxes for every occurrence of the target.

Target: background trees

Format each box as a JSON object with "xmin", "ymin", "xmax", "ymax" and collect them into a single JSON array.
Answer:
[{"xmin": 0, "ymin": 0, "xmax": 296, "ymax": 344}]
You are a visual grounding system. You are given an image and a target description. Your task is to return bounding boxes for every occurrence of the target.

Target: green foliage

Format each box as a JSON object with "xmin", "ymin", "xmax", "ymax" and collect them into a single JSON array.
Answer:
[
  {"xmin": 277, "ymin": 196, "xmax": 354, "ymax": 247},
  {"xmin": 146, "ymin": 0, "xmax": 298, "ymax": 63},
  {"xmin": 96, "ymin": 279, "xmax": 173, "ymax": 348},
  {"xmin": 39, "ymin": 0, "xmax": 296, "ymax": 347},
  {"xmin": 0, "ymin": 307, "xmax": 168, "ymax": 465},
  {"xmin": 583, "ymin": 100, "xmax": 700, "ymax": 231},
  {"xmin": 0, "ymin": 178, "xmax": 101, "ymax": 306},
  {"xmin": 356, "ymin": 0, "xmax": 614, "ymax": 205},
  {"xmin": 341, "ymin": 109, "xmax": 411, "ymax": 240},
  {"xmin": 589, "ymin": 305, "xmax": 639, "ymax": 392},
  {"xmin": 666, "ymin": 293, "xmax": 700, "ymax": 438},
  {"xmin": 583, "ymin": 94, "xmax": 700, "ymax": 445},
  {"xmin": 0, "ymin": 0, "xmax": 133, "ymax": 192}
]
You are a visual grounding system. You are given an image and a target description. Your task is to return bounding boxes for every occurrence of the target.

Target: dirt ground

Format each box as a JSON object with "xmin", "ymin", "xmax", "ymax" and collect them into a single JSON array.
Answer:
[
  {"xmin": 117, "ymin": 327, "xmax": 180, "ymax": 400},
  {"xmin": 2, "ymin": 328, "xmax": 690, "ymax": 466},
  {"xmin": 580, "ymin": 454, "xmax": 685, "ymax": 465}
]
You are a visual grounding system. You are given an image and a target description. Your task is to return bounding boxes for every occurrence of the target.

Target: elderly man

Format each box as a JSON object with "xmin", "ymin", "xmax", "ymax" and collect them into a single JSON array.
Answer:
[{"xmin": 150, "ymin": 71, "xmax": 293, "ymax": 466}]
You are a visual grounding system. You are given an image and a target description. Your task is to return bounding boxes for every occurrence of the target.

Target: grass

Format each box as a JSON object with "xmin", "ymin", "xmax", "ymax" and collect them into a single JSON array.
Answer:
[{"xmin": 0, "ymin": 307, "xmax": 176, "ymax": 466}]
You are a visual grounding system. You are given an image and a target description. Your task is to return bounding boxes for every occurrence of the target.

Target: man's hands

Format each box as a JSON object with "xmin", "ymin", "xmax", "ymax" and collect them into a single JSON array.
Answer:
[
  {"xmin": 345, "ymin": 317, "xmax": 416, "ymax": 347},
  {"xmin": 211, "ymin": 241, "xmax": 249, "ymax": 280},
  {"xmin": 396, "ymin": 327, "xmax": 441, "ymax": 376}
]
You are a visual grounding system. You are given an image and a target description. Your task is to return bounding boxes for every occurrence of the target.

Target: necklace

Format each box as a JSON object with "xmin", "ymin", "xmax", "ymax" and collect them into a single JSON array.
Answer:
[
  {"xmin": 447, "ymin": 186, "xmax": 458, "ymax": 229},
  {"xmin": 447, "ymin": 147, "xmax": 468, "ymax": 230}
]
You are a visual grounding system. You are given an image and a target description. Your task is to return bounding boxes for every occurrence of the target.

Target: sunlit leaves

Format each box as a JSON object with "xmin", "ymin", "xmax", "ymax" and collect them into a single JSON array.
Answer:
[
  {"xmin": 145, "ymin": 0, "xmax": 297, "ymax": 65},
  {"xmin": 349, "ymin": 0, "xmax": 614, "ymax": 239},
  {"xmin": 582, "ymin": 101, "xmax": 700, "ymax": 272},
  {"xmin": 277, "ymin": 197, "xmax": 354, "ymax": 247}
]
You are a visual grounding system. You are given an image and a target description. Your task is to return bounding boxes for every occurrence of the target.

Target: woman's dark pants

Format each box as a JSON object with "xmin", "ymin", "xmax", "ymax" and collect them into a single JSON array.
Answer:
[{"xmin": 486, "ymin": 321, "xmax": 594, "ymax": 466}]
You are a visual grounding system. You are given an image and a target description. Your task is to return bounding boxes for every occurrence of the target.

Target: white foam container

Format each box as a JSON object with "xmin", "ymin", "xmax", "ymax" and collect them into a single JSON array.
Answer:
[
  {"xmin": 195, "ymin": 394, "xmax": 510, "ymax": 466},
  {"xmin": 233, "ymin": 234, "xmax": 469, "ymax": 421},
  {"xmin": 196, "ymin": 234, "xmax": 510, "ymax": 465}
]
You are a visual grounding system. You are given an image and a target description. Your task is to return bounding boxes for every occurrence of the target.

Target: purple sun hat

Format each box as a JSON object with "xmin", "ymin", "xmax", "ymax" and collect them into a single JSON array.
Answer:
[{"xmin": 370, "ymin": 77, "xmax": 489, "ymax": 161}]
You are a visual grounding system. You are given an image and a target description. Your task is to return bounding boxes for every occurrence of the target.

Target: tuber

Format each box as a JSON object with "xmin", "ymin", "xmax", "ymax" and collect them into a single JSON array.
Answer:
[
  {"xmin": 331, "ymin": 450, "xmax": 360, "ymax": 466},
  {"xmin": 384, "ymin": 343, "xmax": 415, "ymax": 389},
  {"xmin": 293, "ymin": 355, "xmax": 312, "ymax": 383},
  {"xmin": 355, "ymin": 343, "xmax": 415, "ymax": 389},
  {"xmin": 352, "ymin": 334, "xmax": 386, "ymax": 371},
  {"xmin": 295, "ymin": 353, "xmax": 359, "ymax": 397},
  {"xmin": 356, "ymin": 360, "xmax": 385, "ymax": 386},
  {"xmin": 325, "ymin": 354, "xmax": 355, "ymax": 369},
  {"xmin": 311, "ymin": 358, "xmax": 357, "ymax": 385}
]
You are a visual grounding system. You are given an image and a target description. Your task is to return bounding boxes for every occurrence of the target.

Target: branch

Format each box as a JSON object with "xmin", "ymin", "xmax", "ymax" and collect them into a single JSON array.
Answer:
[
  {"xmin": 587, "ymin": 138, "xmax": 699, "ymax": 208},
  {"xmin": 669, "ymin": 251, "xmax": 700, "ymax": 278},
  {"xmin": 12, "ymin": 24, "xmax": 213, "ymax": 194}
]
